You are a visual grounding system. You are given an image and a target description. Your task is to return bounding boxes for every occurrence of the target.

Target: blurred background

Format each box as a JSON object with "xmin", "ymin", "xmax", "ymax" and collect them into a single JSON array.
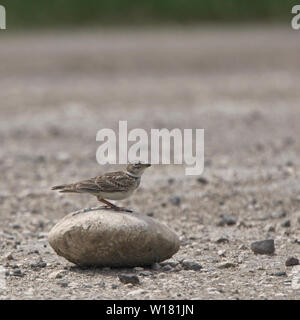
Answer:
[
  {"xmin": 1, "ymin": 0, "xmax": 299, "ymax": 28},
  {"xmin": 1, "ymin": 0, "xmax": 300, "ymax": 300},
  {"xmin": 1, "ymin": 0, "xmax": 300, "ymax": 193}
]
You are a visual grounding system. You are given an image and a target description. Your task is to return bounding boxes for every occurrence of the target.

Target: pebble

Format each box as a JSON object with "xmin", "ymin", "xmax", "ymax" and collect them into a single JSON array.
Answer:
[
  {"xmin": 272, "ymin": 212, "xmax": 287, "ymax": 219},
  {"xmin": 5, "ymin": 252, "xmax": 14, "ymax": 261},
  {"xmin": 12, "ymin": 269, "xmax": 24, "ymax": 277},
  {"xmin": 181, "ymin": 259, "xmax": 202, "ymax": 271},
  {"xmin": 291, "ymin": 239, "xmax": 300, "ymax": 244},
  {"xmin": 173, "ymin": 264, "xmax": 183, "ymax": 272},
  {"xmin": 139, "ymin": 271, "xmax": 152, "ymax": 276},
  {"xmin": 217, "ymin": 214, "xmax": 237, "ymax": 226},
  {"xmin": 217, "ymin": 250, "xmax": 226, "ymax": 257},
  {"xmin": 216, "ymin": 237, "xmax": 229, "ymax": 244},
  {"xmin": 170, "ymin": 196, "xmax": 181, "ymax": 206},
  {"xmin": 264, "ymin": 224, "xmax": 275, "ymax": 233},
  {"xmin": 11, "ymin": 224, "xmax": 21, "ymax": 230},
  {"xmin": 96, "ymin": 281, "xmax": 105, "ymax": 288},
  {"xmin": 285, "ymin": 257, "xmax": 299, "ymax": 267},
  {"xmin": 30, "ymin": 261, "xmax": 47, "ymax": 270},
  {"xmin": 57, "ymin": 281, "xmax": 69, "ymax": 287},
  {"xmin": 146, "ymin": 212, "xmax": 154, "ymax": 217},
  {"xmin": 273, "ymin": 271, "xmax": 286, "ymax": 277},
  {"xmin": 196, "ymin": 177, "xmax": 209, "ymax": 185},
  {"xmin": 162, "ymin": 265, "xmax": 173, "ymax": 272},
  {"xmin": 118, "ymin": 274, "xmax": 140, "ymax": 285},
  {"xmin": 250, "ymin": 239, "xmax": 275, "ymax": 255},
  {"xmin": 281, "ymin": 220, "xmax": 291, "ymax": 228},
  {"xmin": 167, "ymin": 178, "xmax": 175, "ymax": 185},
  {"xmin": 217, "ymin": 262, "xmax": 236, "ymax": 269}
]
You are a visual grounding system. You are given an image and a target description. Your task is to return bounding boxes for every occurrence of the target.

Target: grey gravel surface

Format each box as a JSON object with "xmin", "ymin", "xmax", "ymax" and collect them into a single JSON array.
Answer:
[{"xmin": 0, "ymin": 25, "xmax": 300, "ymax": 299}]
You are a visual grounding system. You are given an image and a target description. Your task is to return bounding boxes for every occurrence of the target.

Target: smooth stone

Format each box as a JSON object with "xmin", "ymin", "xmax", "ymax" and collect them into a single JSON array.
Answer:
[{"xmin": 48, "ymin": 207, "xmax": 180, "ymax": 267}]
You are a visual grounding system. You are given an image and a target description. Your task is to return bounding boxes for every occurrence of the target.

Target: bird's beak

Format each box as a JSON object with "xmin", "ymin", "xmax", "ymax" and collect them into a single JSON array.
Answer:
[{"xmin": 144, "ymin": 163, "xmax": 151, "ymax": 167}]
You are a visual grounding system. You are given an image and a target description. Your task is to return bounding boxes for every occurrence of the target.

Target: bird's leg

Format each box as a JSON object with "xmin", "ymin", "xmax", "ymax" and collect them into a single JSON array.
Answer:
[
  {"xmin": 97, "ymin": 197, "xmax": 120, "ymax": 210},
  {"xmin": 97, "ymin": 197, "xmax": 132, "ymax": 212}
]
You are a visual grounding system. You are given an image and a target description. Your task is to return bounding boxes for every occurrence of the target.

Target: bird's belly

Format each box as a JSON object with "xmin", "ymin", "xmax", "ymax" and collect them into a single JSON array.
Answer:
[{"xmin": 99, "ymin": 190, "xmax": 134, "ymax": 200}]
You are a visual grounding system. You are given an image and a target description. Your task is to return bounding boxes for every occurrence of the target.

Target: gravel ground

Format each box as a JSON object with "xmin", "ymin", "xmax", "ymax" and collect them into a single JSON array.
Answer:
[{"xmin": 0, "ymin": 25, "xmax": 300, "ymax": 300}]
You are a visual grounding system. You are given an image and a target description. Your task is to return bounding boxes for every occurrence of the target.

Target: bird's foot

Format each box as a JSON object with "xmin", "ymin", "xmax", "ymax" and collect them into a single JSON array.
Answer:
[
  {"xmin": 106, "ymin": 205, "xmax": 133, "ymax": 213},
  {"xmin": 72, "ymin": 206, "xmax": 107, "ymax": 216},
  {"xmin": 72, "ymin": 205, "xmax": 133, "ymax": 216}
]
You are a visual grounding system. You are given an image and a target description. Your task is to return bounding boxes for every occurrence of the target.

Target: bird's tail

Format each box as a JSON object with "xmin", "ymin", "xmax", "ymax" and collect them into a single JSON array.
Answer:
[{"xmin": 51, "ymin": 184, "xmax": 77, "ymax": 193}]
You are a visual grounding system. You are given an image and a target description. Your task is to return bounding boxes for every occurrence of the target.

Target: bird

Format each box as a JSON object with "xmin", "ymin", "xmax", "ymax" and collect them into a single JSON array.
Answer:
[{"xmin": 51, "ymin": 162, "xmax": 151, "ymax": 210}]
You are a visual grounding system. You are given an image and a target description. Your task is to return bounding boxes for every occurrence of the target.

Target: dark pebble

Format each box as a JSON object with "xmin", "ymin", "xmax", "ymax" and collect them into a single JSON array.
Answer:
[
  {"xmin": 273, "ymin": 271, "xmax": 286, "ymax": 277},
  {"xmin": 217, "ymin": 213, "xmax": 237, "ymax": 226},
  {"xmin": 181, "ymin": 260, "xmax": 202, "ymax": 271},
  {"xmin": 170, "ymin": 196, "xmax": 181, "ymax": 206},
  {"xmin": 168, "ymin": 178, "xmax": 175, "ymax": 185},
  {"xmin": 30, "ymin": 261, "xmax": 47, "ymax": 270},
  {"xmin": 216, "ymin": 237, "xmax": 229, "ymax": 244},
  {"xmin": 57, "ymin": 281, "xmax": 69, "ymax": 287},
  {"xmin": 291, "ymin": 239, "xmax": 300, "ymax": 244},
  {"xmin": 196, "ymin": 177, "xmax": 208, "ymax": 185},
  {"xmin": 96, "ymin": 281, "xmax": 105, "ymax": 288},
  {"xmin": 146, "ymin": 212, "xmax": 154, "ymax": 217},
  {"xmin": 285, "ymin": 257, "xmax": 299, "ymax": 267},
  {"xmin": 11, "ymin": 224, "xmax": 21, "ymax": 229},
  {"xmin": 162, "ymin": 265, "xmax": 173, "ymax": 272},
  {"xmin": 251, "ymin": 239, "xmax": 275, "ymax": 255},
  {"xmin": 272, "ymin": 212, "xmax": 287, "ymax": 219},
  {"xmin": 281, "ymin": 220, "xmax": 291, "ymax": 228},
  {"xmin": 217, "ymin": 262, "xmax": 236, "ymax": 269},
  {"xmin": 139, "ymin": 271, "xmax": 152, "ymax": 276},
  {"xmin": 12, "ymin": 269, "xmax": 24, "ymax": 277},
  {"xmin": 118, "ymin": 274, "xmax": 140, "ymax": 285}
]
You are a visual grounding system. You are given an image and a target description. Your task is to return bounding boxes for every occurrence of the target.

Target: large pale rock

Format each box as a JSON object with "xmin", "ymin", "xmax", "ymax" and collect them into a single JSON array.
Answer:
[{"xmin": 48, "ymin": 208, "xmax": 180, "ymax": 267}]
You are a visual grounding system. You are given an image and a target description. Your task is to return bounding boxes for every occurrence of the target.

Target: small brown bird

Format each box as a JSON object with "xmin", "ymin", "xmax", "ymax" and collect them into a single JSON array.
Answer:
[{"xmin": 52, "ymin": 162, "xmax": 151, "ymax": 210}]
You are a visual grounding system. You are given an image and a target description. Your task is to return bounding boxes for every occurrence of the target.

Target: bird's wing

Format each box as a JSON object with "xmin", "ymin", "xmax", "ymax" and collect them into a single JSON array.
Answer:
[
  {"xmin": 94, "ymin": 172, "xmax": 137, "ymax": 193},
  {"xmin": 74, "ymin": 177, "xmax": 102, "ymax": 193}
]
